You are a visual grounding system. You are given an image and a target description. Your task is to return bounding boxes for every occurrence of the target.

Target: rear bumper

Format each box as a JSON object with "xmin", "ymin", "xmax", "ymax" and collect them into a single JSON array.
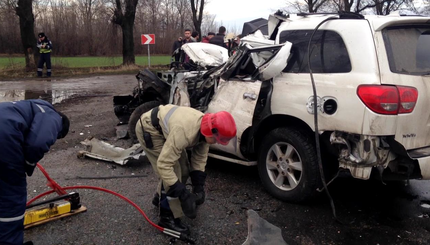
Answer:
[
  {"xmin": 408, "ymin": 145, "xmax": 430, "ymax": 158},
  {"xmin": 407, "ymin": 146, "xmax": 430, "ymax": 179},
  {"xmin": 417, "ymin": 156, "xmax": 430, "ymax": 179}
]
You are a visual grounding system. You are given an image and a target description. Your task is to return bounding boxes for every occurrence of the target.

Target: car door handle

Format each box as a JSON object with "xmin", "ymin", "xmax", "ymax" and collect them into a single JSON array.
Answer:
[{"xmin": 243, "ymin": 92, "xmax": 257, "ymax": 100}]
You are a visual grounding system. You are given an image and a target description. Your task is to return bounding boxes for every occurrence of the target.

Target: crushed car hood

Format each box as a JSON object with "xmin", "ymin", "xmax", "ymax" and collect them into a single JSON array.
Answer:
[{"xmin": 181, "ymin": 43, "xmax": 229, "ymax": 67}]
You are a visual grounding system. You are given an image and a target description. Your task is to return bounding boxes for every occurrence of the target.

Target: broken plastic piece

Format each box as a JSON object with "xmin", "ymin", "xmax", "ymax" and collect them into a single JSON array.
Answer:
[
  {"xmin": 77, "ymin": 137, "xmax": 145, "ymax": 165},
  {"xmin": 242, "ymin": 209, "xmax": 287, "ymax": 245}
]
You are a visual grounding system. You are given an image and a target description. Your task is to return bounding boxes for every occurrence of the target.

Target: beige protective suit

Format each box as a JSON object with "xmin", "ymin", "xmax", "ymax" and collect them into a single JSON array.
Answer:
[{"xmin": 136, "ymin": 104, "xmax": 209, "ymax": 218}]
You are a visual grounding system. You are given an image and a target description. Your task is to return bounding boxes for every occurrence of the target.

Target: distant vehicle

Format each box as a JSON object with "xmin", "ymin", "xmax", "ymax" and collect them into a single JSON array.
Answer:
[{"xmin": 114, "ymin": 11, "xmax": 430, "ymax": 203}]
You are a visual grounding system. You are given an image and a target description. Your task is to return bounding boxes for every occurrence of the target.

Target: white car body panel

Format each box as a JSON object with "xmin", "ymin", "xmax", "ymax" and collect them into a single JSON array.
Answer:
[
  {"xmin": 206, "ymin": 79, "xmax": 262, "ymax": 159},
  {"xmin": 241, "ymin": 30, "xmax": 274, "ymax": 47},
  {"xmin": 366, "ymin": 15, "xmax": 430, "ymax": 31},
  {"xmin": 372, "ymin": 31, "xmax": 430, "ymax": 150},
  {"xmin": 272, "ymin": 20, "xmax": 382, "ymax": 135},
  {"xmin": 417, "ymin": 156, "xmax": 430, "ymax": 179},
  {"xmin": 259, "ymin": 42, "xmax": 292, "ymax": 81},
  {"xmin": 181, "ymin": 43, "xmax": 228, "ymax": 67}
]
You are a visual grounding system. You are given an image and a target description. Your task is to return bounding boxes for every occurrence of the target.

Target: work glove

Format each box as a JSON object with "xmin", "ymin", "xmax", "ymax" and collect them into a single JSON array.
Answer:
[
  {"xmin": 190, "ymin": 171, "xmax": 207, "ymax": 205},
  {"xmin": 166, "ymin": 181, "xmax": 197, "ymax": 219}
]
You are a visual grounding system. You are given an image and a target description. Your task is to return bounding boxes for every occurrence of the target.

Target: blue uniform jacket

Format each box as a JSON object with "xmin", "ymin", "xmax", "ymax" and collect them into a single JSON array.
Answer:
[{"xmin": 0, "ymin": 99, "xmax": 63, "ymax": 176}]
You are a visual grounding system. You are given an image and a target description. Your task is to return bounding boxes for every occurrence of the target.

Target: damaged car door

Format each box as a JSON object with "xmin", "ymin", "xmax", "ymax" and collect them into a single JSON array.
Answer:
[{"xmin": 206, "ymin": 42, "xmax": 292, "ymax": 159}]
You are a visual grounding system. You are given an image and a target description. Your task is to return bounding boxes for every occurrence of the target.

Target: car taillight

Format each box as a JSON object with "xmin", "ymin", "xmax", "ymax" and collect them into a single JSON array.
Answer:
[
  {"xmin": 357, "ymin": 85, "xmax": 418, "ymax": 115},
  {"xmin": 398, "ymin": 86, "xmax": 418, "ymax": 113}
]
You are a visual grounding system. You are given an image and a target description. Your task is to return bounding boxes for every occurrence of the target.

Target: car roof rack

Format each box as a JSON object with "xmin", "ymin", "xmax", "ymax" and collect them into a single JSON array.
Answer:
[{"xmin": 296, "ymin": 11, "xmax": 364, "ymax": 20}]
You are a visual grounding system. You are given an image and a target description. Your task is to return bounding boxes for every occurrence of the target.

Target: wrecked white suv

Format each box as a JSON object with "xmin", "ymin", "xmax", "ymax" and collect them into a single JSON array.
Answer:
[{"xmin": 115, "ymin": 12, "xmax": 430, "ymax": 203}]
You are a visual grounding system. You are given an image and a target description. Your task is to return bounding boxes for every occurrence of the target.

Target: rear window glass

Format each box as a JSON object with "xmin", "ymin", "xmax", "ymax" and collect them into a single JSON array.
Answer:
[
  {"xmin": 279, "ymin": 30, "xmax": 351, "ymax": 73},
  {"xmin": 383, "ymin": 25, "xmax": 430, "ymax": 75}
]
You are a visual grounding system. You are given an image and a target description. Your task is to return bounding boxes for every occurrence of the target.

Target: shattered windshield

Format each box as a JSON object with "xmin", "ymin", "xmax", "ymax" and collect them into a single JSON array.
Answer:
[{"xmin": 382, "ymin": 25, "xmax": 430, "ymax": 75}]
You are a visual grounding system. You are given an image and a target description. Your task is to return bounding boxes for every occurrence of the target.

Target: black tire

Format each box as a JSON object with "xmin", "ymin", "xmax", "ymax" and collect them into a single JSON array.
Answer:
[
  {"xmin": 128, "ymin": 101, "xmax": 161, "ymax": 141},
  {"xmin": 258, "ymin": 127, "xmax": 320, "ymax": 203}
]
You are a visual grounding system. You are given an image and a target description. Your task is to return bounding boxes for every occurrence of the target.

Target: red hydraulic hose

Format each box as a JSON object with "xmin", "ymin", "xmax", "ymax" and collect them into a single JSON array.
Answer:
[
  {"xmin": 27, "ymin": 185, "xmax": 163, "ymax": 231},
  {"xmin": 29, "ymin": 164, "xmax": 196, "ymax": 243},
  {"xmin": 36, "ymin": 163, "xmax": 67, "ymax": 195}
]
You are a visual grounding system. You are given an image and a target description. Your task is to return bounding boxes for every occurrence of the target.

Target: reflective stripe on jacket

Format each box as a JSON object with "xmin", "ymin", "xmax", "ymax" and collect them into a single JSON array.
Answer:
[
  {"xmin": 37, "ymin": 39, "xmax": 52, "ymax": 53},
  {"xmin": 155, "ymin": 105, "xmax": 209, "ymax": 186}
]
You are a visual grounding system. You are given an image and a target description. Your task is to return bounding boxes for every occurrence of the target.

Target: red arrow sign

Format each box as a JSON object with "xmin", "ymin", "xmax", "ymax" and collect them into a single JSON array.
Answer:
[{"xmin": 141, "ymin": 34, "xmax": 155, "ymax": 45}]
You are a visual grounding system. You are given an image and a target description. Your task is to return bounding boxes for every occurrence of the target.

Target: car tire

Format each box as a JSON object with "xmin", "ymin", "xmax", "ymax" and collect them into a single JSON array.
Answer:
[
  {"xmin": 128, "ymin": 101, "xmax": 161, "ymax": 141},
  {"xmin": 258, "ymin": 127, "xmax": 320, "ymax": 203}
]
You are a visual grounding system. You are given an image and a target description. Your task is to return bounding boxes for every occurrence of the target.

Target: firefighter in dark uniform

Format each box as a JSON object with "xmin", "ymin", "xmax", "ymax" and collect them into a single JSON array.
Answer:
[
  {"xmin": 0, "ymin": 99, "xmax": 70, "ymax": 245},
  {"xmin": 36, "ymin": 33, "xmax": 53, "ymax": 77}
]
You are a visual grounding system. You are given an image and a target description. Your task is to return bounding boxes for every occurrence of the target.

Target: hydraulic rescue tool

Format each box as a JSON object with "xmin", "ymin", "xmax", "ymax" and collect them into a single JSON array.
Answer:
[
  {"xmin": 26, "ymin": 163, "xmax": 196, "ymax": 244},
  {"xmin": 24, "ymin": 192, "xmax": 86, "ymax": 228}
]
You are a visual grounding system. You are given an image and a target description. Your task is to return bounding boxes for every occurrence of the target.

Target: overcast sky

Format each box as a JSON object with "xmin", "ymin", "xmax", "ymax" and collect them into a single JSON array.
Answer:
[{"xmin": 205, "ymin": 0, "xmax": 288, "ymax": 30}]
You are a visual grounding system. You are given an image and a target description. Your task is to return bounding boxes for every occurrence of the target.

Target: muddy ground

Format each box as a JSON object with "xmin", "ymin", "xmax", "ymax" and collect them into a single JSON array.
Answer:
[{"xmin": 1, "ymin": 75, "xmax": 430, "ymax": 245}]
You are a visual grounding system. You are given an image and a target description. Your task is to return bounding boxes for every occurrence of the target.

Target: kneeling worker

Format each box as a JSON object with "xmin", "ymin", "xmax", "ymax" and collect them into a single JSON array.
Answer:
[
  {"xmin": 0, "ymin": 99, "xmax": 70, "ymax": 245},
  {"xmin": 136, "ymin": 105, "xmax": 236, "ymax": 234}
]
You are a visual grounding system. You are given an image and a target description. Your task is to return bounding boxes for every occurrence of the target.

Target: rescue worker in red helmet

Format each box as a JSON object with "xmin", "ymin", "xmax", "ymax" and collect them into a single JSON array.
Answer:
[{"xmin": 135, "ymin": 104, "xmax": 236, "ymax": 235}]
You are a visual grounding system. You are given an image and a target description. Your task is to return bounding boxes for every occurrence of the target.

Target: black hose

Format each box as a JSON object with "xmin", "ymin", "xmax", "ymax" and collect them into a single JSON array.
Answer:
[{"xmin": 306, "ymin": 16, "xmax": 340, "ymax": 222}]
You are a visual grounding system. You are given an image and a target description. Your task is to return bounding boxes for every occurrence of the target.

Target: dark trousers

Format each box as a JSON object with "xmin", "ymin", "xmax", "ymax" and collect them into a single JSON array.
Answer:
[
  {"xmin": 37, "ymin": 53, "xmax": 51, "ymax": 77},
  {"xmin": 0, "ymin": 163, "xmax": 27, "ymax": 245}
]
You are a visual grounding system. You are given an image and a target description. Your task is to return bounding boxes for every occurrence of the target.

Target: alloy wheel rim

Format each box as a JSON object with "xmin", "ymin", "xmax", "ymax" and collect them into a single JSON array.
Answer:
[{"xmin": 265, "ymin": 142, "xmax": 303, "ymax": 191}]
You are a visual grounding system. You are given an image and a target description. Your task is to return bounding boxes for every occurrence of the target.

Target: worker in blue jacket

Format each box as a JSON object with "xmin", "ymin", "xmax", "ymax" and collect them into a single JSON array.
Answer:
[{"xmin": 0, "ymin": 99, "xmax": 70, "ymax": 245}]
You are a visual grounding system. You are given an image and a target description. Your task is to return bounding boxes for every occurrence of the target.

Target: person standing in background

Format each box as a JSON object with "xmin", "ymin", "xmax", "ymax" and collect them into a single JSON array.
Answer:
[
  {"xmin": 201, "ymin": 32, "xmax": 215, "ymax": 43},
  {"xmin": 36, "ymin": 33, "xmax": 53, "ymax": 78},
  {"xmin": 209, "ymin": 26, "xmax": 227, "ymax": 48},
  {"xmin": 172, "ymin": 37, "xmax": 183, "ymax": 66},
  {"xmin": 191, "ymin": 31, "xmax": 200, "ymax": 42}
]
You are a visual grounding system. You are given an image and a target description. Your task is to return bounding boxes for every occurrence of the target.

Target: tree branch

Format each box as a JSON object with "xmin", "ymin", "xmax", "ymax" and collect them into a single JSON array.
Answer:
[{"xmin": 112, "ymin": 0, "xmax": 123, "ymax": 25}]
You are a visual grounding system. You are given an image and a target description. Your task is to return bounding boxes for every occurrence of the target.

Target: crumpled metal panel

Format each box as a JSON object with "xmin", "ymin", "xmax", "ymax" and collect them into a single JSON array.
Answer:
[{"xmin": 77, "ymin": 137, "xmax": 145, "ymax": 165}]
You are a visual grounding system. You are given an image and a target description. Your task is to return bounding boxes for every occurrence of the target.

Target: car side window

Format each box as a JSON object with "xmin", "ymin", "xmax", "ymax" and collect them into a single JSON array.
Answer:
[{"xmin": 279, "ymin": 30, "xmax": 351, "ymax": 73}]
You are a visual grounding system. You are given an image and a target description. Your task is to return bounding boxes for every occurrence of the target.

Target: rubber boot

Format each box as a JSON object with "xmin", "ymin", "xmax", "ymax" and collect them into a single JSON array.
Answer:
[{"xmin": 158, "ymin": 208, "xmax": 190, "ymax": 235}]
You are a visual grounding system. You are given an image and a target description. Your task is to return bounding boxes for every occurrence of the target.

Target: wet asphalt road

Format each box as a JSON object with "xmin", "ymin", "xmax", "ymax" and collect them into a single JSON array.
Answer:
[{"xmin": 1, "ymin": 75, "xmax": 430, "ymax": 245}]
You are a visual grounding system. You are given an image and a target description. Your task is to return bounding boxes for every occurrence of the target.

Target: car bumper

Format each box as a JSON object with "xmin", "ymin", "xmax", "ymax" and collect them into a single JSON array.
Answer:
[{"xmin": 418, "ymin": 156, "xmax": 430, "ymax": 179}]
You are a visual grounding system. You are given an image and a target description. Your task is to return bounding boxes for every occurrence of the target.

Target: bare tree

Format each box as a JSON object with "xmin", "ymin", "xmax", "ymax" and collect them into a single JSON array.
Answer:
[
  {"xmin": 6, "ymin": 0, "xmax": 420, "ymax": 60},
  {"xmin": 112, "ymin": 0, "xmax": 139, "ymax": 65},
  {"xmin": 289, "ymin": 0, "xmax": 330, "ymax": 13},
  {"xmin": 190, "ymin": 0, "xmax": 204, "ymax": 41},
  {"xmin": 355, "ymin": 0, "xmax": 411, "ymax": 15},
  {"xmin": 201, "ymin": 13, "xmax": 216, "ymax": 36},
  {"xmin": 330, "ymin": 0, "xmax": 354, "ymax": 12},
  {"xmin": 76, "ymin": 0, "xmax": 106, "ymax": 55},
  {"xmin": 16, "ymin": 0, "xmax": 38, "ymax": 70},
  {"xmin": 0, "ymin": 0, "xmax": 21, "ymax": 54},
  {"xmin": 306, "ymin": 0, "xmax": 330, "ymax": 12}
]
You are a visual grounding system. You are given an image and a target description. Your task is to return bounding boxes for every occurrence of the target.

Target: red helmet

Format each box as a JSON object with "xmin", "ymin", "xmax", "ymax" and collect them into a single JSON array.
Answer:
[{"xmin": 201, "ymin": 111, "xmax": 237, "ymax": 145}]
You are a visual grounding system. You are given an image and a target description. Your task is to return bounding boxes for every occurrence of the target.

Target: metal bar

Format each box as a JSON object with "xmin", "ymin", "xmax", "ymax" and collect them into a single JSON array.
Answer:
[
  {"xmin": 26, "ymin": 192, "xmax": 78, "ymax": 209},
  {"xmin": 207, "ymin": 153, "xmax": 257, "ymax": 166},
  {"xmin": 148, "ymin": 45, "xmax": 151, "ymax": 67}
]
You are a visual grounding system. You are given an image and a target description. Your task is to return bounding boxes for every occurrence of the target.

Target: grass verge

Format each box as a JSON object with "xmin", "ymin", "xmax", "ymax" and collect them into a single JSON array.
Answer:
[{"xmin": 0, "ymin": 56, "xmax": 172, "ymax": 80}]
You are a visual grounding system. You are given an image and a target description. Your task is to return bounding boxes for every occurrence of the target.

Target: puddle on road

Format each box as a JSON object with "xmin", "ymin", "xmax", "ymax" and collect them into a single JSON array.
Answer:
[{"xmin": 0, "ymin": 90, "xmax": 86, "ymax": 104}]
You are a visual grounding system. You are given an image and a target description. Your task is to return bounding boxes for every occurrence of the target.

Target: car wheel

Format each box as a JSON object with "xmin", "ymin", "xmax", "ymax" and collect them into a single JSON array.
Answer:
[
  {"xmin": 258, "ymin": 127, "xmax": 319, "ymax": 203},
  {"xmin": 128, "ymin": 101, "xmax": 161, "ymax": 141}
]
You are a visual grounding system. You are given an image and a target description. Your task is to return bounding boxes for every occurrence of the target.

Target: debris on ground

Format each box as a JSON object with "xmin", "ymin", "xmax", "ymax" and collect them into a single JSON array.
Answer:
[
  {"xmin": 242, "ymin": 209, "xmax": 287, "ymax": 245},
  {"xmin": 77, "ymin": 137, "xmax": 144, "ymax": 165}
]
